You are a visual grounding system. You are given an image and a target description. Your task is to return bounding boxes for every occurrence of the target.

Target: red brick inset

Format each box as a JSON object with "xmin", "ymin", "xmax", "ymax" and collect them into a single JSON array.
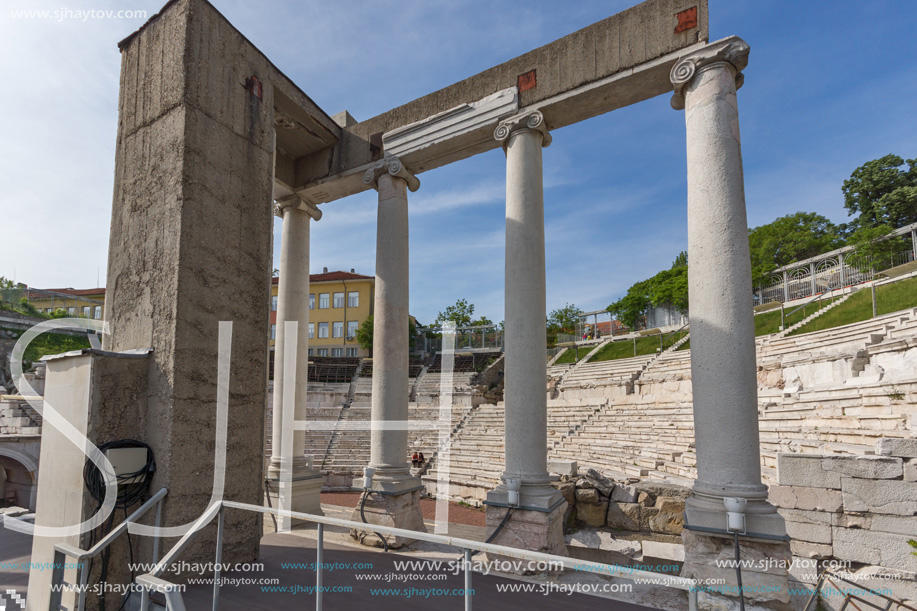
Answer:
[
  {"xmin": 674, "ymin": 6, "xmax": 698, "ymax": 33},
  {"xmin": 518, "ymin": 69, "xmax": 537, "ymax": 93}
]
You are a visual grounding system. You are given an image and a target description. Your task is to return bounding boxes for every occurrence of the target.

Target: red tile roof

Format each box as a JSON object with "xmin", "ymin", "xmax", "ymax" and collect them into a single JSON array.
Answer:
[{"xmin": 272, "ymin": 271, "xmax": 373, "ymax": 284}]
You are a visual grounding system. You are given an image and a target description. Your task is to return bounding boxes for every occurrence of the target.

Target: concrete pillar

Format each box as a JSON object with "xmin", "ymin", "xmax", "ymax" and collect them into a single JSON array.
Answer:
[
  {"xmin": 351, "ymin": 157, "xmax": 425, "ymax": 547},
  {"xmin": 484, "ymin": 110, "xmax": 565, "ymax": 557},
  {"xmin": 266, "ymin": 195, "xmax": 324, "ymax": 525},
  {"xmin": 672, "ymin": 36, "xmax": 791, "ymax": 610}
]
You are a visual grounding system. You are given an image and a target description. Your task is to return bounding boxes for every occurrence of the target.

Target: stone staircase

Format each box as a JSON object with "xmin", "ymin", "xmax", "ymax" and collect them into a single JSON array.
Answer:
[{"xmin": 766, "ymin": 292, "xmax": 853, "ymax": 341}]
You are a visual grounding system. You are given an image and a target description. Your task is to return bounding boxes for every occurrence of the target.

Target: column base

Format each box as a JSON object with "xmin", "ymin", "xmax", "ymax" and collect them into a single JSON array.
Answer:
[
  {"xmin": 265, "ymin": 468, "xmax": 324, "ymax": 530},
  {"xmin": 481, "ymin": 501, "xmax": 567, "ymax": 570},
  {"xmin": 681, "ymin": 530, "xmax": 793, "ymax": 610},
  {"xmin": 349, "ymin": 487, "xmax": 426, "ymax": 549},
  {"xmin": 486, "ymin": 481, "xmax": 564, "ymax": 512},
  {"xmin": 684, "ymin": 490, "xmax": 787, "ymax": 539}
]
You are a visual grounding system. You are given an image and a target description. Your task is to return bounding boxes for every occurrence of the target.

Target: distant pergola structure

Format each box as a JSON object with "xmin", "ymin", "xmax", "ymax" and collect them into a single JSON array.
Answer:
[
  {"xmin": 757, "ymin": 221, "xmax": 917, "ymax": 304},
  {"xmin": 28, "ymin": 0, "xmax": 793, "ymax": 608}
]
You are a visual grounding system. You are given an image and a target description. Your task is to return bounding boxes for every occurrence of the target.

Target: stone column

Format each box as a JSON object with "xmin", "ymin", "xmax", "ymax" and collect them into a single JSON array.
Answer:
[
  {"xmin": 351, "ymin": 157, "xmax": 425, "ymax": 547},
  {"xmin": 672, "ymin": 36, "xmax": 791, "ymax": 610},
  {"xmin": 267, "ymin": 195, "xmax": 324, "ymax": 524},
  {"xmin": 484, "ymin": 111, "xmax": 565, "ymax": 557}
]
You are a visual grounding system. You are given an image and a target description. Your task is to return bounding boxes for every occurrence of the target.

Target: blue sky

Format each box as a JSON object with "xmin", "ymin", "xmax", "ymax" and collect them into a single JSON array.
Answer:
[{"xmin": 1, "ymin": 0, "xmax": 915, "ymax": 325}]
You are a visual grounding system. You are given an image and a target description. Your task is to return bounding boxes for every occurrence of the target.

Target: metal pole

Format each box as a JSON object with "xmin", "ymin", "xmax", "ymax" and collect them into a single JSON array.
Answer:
[
  {"xmin": 872, "ymin": 283, "xmax": 877, "ymax": 318},
  {"xmin": 212, "ymin": 506, "xmax": 224, "ymax": 611},
  {"xmin": 780, "ymin": 303, "xmax": 785, "ymax": 331},
  {"xmin": 464, "ymin": 548, "xmax": 473, "ymax": 611},
  {"xmin": 316, "ymin": 523, "xmax": 324, "ymax": 611},
  {"xmin": 153, "ymin": 499, "xmax": 163, "ymax": 564},
  {"xmin": 77, "ymin": 561, "xmax": 89, "ymax": 611}
]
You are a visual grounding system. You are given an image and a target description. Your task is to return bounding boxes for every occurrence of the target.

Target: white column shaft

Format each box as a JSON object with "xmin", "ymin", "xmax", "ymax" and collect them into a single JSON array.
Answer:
[
  {"xmin": 370, "ymin": 173, "xmax": 410, "ymax": 475},
  {"xmin": 270, "ymin": 207, "xmax": 311, "ymax": 469},
  {"xmin": 684, "ymin": 62, "xmax": 766, "ymax": 501},
  {"xmin": 503, "ymin": 127, "xmax": 550, "ymax": 488}
]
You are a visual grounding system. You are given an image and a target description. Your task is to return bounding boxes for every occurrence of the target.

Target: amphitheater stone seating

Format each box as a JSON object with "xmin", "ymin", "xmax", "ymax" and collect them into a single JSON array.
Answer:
[{"xmin": 560, "ymin": 354, "xmax": 655, "ymax": 389}]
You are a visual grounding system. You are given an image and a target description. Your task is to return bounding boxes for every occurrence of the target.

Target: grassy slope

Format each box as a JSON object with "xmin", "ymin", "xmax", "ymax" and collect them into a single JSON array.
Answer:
[
  {"xmin": 789, "ymin": 276, "xmax": 917, "ymax": 336},
  {"xmin": 590, "ymin": 331, "xmax": 687, "ymax": 362}
]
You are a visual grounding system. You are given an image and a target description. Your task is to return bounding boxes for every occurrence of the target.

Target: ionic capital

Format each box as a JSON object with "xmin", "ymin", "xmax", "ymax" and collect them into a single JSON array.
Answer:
[
  {"xmin": 362, "ymin": 156, "xmax": 420, "ymax": 192},
  {"xmin": 670, "ymin": 36, "xmax": 750, "ymax": 110},
  {"xmin": 494, "ymin": 110, "xmax": 552, "ymax": 148},
  {"xmin": 273, "ymin": 195, "xmax": 323, "ymax": 221}
]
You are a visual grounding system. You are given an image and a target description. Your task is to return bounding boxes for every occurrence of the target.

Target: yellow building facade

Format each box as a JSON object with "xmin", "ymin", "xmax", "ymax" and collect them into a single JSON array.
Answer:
[
  {"xmin": 270, "ymin": 270, "xmax": 374, "ymax": 358},
  {"xmin": 26, "ymin": 288, "xmax": 106, "ymax": 319}
]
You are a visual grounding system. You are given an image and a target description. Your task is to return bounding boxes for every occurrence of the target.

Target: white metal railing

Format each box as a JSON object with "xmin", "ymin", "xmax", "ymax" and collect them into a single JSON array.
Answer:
[
  {"xmin": 135, "ymin": 499, "xmax": 699, "ymax": 611},
  {"xmin": 49, "ymin": 487, "xmax": 168, "ymax": 611}
]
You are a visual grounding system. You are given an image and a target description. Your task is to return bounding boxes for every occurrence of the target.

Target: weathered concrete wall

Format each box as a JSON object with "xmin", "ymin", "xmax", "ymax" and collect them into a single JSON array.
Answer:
[{"xmin": 104, "ymin": 0, "xmax": 331, "ymax": 567}]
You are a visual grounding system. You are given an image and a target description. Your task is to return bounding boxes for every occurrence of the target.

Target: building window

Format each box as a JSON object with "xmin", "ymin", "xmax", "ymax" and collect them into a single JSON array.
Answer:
[
  {"xmin": 308, "ymin": 322, "xmax": 314, "ymax": 339},
  {"xmin": 331, "ymin": 348, "xmax": 343, "ymax": 357},
  {"xmin": 333, "ymin": 292, "xmax": 344, "ymax": 308},
  {"xmin": 332, "ymin": 322, "xmax": 343, "ymax": 338},
  {"xmin": 317, "ymin": 348, "xmax": 328, "ymax": 357},
  {"xmin": 348, "ymin": 291, "xmax": 359, "ymax": 308},
  {"xmin": 82, "ymin": 306, "xmax": 91, "ymax": 318},
  {"xmin": 309, "ymin": 294, "xmax": 315, "ymax": 309},
  {"xmin": 271, "ymin": 295, "xmax": 278, "ymax": 311},
  {"xmin": 346, "ymin": 347, "xmax": 358, "ymax": 357},
  {"xmin": 347, "ymin": 321, "xmax": 359, "ymax": 339},
  {"xmin": 68, "ymin": 307, "xmax": 75, "ymax": 316},
  {"xmin": 308, "ymin": 348, "xmax": 314, "ymax": 356},
  {"xmin": 319, "ymin": 293, "xmax": 329, "ymax": 308},
  {"xmin": 270, "ymin": 324, "xmax": 276, "ymax": 340},
  {"xmin": 318, "ymin": 322, "xmax": 329, "ymax": 338},
  {"xmin": 94, "ymin": 306, "xmax": 102, "ymax": 319}
]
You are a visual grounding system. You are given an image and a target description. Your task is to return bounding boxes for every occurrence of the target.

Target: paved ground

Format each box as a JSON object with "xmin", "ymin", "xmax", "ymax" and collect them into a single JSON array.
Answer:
[{"xmin": 180, "ymin": 531, "xmax": 658, "ymax": 611}]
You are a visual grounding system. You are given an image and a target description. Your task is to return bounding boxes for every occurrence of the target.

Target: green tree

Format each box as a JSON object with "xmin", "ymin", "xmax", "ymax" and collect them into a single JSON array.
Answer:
[
  {"xmin": 842, "ymin": 154, "xmax": 917, "ymax": 230},
  {"xmin": 747, "ymin": 212, "xmax": 844, "ymax": 287},
  {"xmin": 606, "ymin": 254, "xmax": 689, "ymax": 330},
  {"xmin": 547, "ymin": 303, "xmax": 583, "ymax": 335},
  {"xmin": 354, "ymin": 314, "xmax": 416, "ymax": 354},
  {"xmin": 434, "ymin": 298, "xmax": 475, "ymax": 328}
]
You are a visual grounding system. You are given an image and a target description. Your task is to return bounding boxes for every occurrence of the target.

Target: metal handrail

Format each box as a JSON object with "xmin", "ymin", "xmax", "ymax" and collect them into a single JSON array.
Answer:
[
  {"xmin": 661, "ymin": 322, "xmax": 689, "ymax": 346},
  {"xmin": 135, "ymin": 499, "xmax": 699, "ymax": 611},
  {"xmin": 802, "ymin": 567, "xmax": 916, "ymax": 611},
  {"xmin": 50, "ymin": 487, "xmax": 167, "ymax": 611}
]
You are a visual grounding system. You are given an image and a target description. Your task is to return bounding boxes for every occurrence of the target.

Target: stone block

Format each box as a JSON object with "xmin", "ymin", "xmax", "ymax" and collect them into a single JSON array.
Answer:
[
  {"xmin": 877, "ymin": 437, "xmax": 917, "ymax": 458},
  {"xmin": 565, "ymin": 529, "xmax": 641, "ymax": 557},
  {"xmin": 575, "ymin": 488, "xmax": 600, "ymax": 503},
  {"xmin": 784, "ymin": 520, "xmax": 832, "ymax": 545},
  {"xmin": 642, "ymin": 540, "xmax": 684, "ymax": 563},
  {"xmin": 789, "ymin": 540, "xmax": 833, "ymax": 560},
  {"xmin": 841, "ymin": 477, "xmax": 917, "ymax": 515},
  {"xmin": 646, "ymin": 505, "xmax": 684, "ymax": 535},
  {"xmin": 768, "ymin": 485, "xmax": 843, "ymax": 512},
  {"xmin": 823, "ymin": 455, "xmax": 903, "ymax": 480},
  {"xmin": 606, "ymin": 502, "xmax": 641, "ymax": 531},
  {"xmin": 576, "ymin": 502, "xmax": 608, "ymax": 527},
  {"xmin": 582, "ymin": 468, "xmax": 614, "ymax": 497},
  {"xmin": 777, "ymin": 454, "xmax": 841, "ymax": 489},
  {"xmin": 637, "ymin": 491, "xmax": 655, "ymax": 507},
  {"xmin": 833, "ymin": 527, "xmax": 917, "ymax": 572},
  {"xmin": 556, "ymin": 481, "xmax": 576, "ymax": 505},
  {"xmin": 869, "ymin": 514, "xmax": 917, "ymax": 536},
  {"xmin": 776, "ymin": 507, "xmax": 832, "ymax": 525},
  {"xmin": 611, "ymin": 483, "xmax": 638, "ymax": 503},
  {"xmin": 905, "ymin": 458, "xmax": 917, "ymax": 482},
  {"xmin": 548, "ymin": 460, "xmax": 577, "ymax": 476}
]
